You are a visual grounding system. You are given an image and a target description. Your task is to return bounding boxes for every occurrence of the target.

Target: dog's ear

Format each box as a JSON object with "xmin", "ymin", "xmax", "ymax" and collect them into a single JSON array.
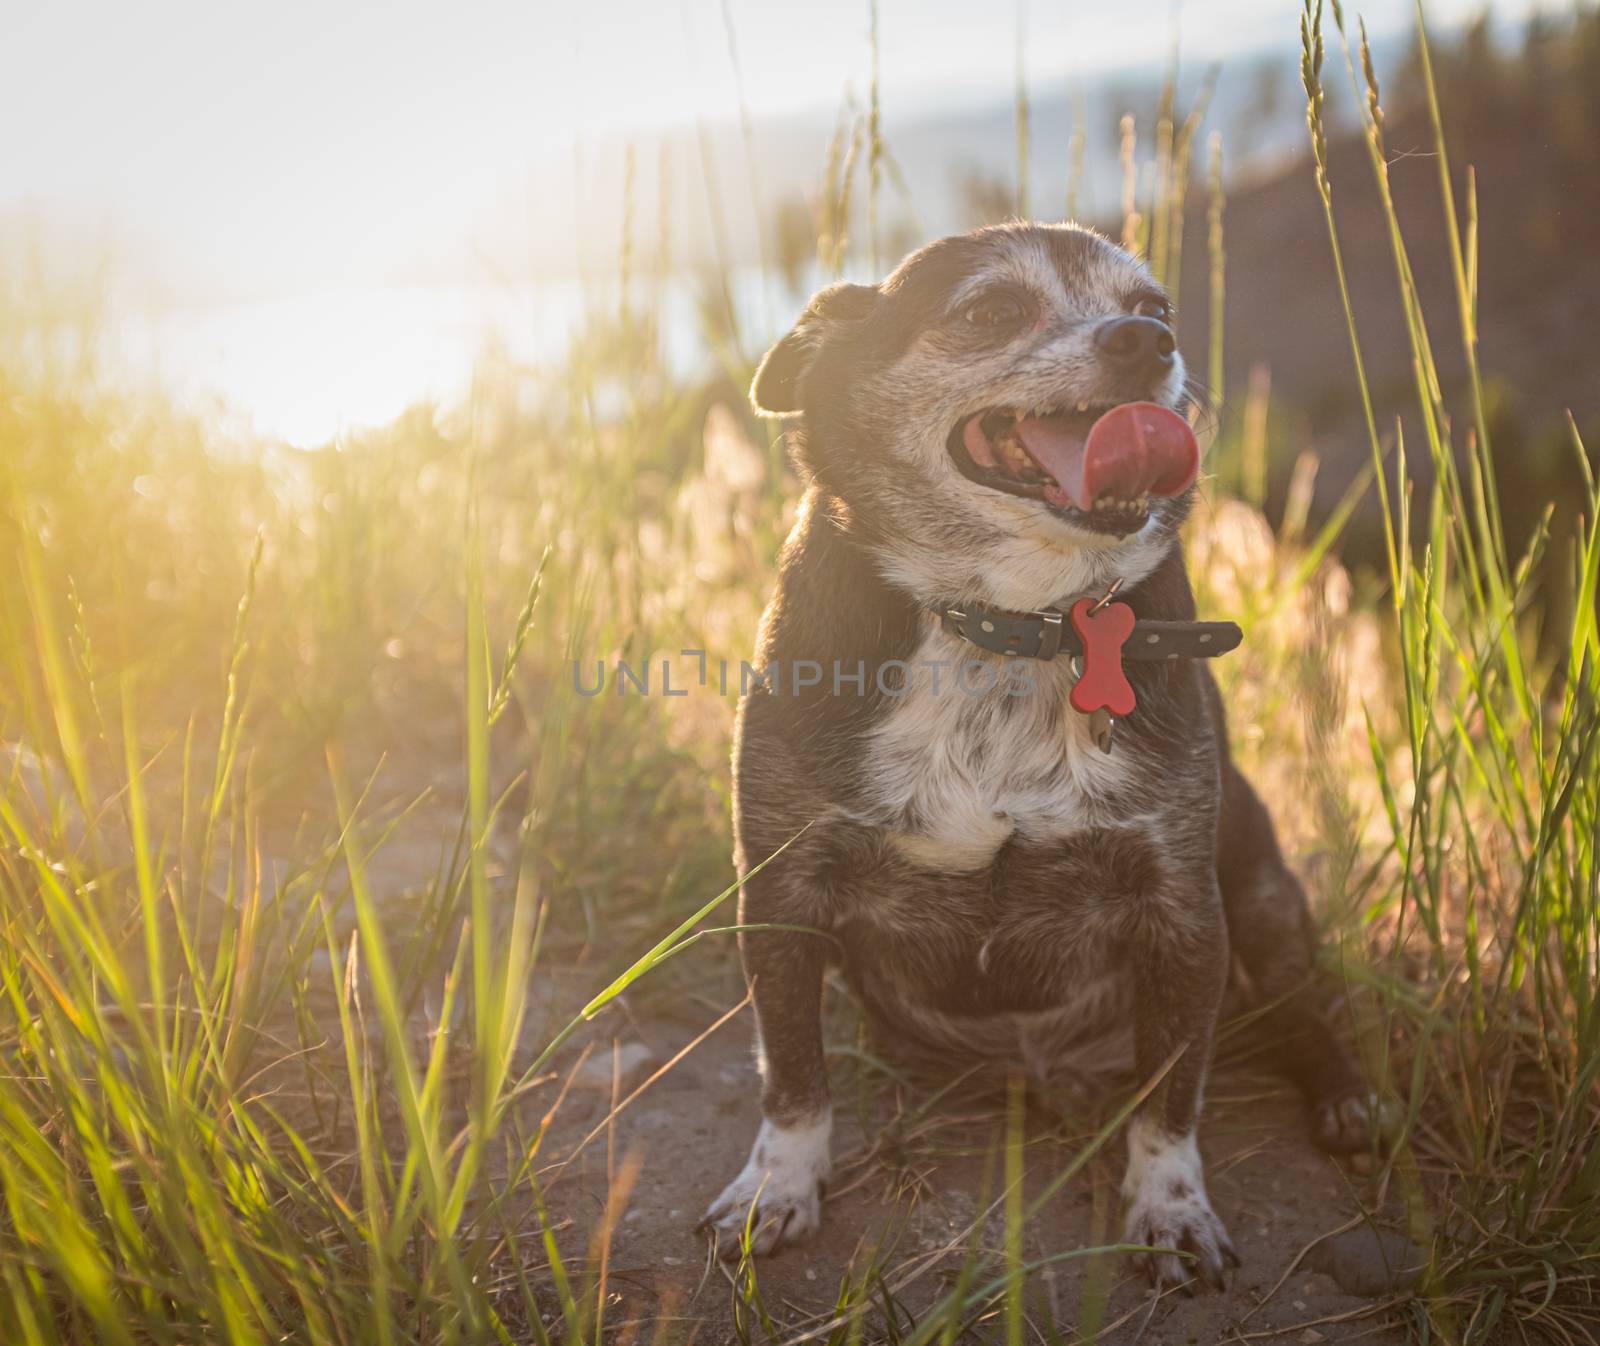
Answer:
[{"xmin": 751, "ymin": 282, "xmax": 880, "ymax": 416}]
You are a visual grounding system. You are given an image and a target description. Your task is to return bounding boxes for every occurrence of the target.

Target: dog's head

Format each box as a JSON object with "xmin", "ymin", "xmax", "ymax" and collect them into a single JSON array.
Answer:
[{"xmin": 753, "ymin": 223, "xmax": 1202, "ymax": 607}]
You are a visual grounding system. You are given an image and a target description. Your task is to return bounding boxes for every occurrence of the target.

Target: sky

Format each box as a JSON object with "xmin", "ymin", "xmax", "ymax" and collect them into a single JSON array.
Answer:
[
  {"xmin": 1, "ymin": 0, "xmax": 1531, "ymax": 302},
  {"xmin": 0, "ymin": 0, "xmax": 1560, "ymax": 442}
]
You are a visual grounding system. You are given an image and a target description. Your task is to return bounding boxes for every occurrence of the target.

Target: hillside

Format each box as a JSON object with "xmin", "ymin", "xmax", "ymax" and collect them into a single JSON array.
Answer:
[{"xmin": 1169, "ymin": 17, "xmax": 1600, "ymax": 568}]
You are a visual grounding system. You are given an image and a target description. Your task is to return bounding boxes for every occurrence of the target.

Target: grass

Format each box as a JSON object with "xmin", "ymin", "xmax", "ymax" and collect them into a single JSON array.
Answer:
[{"xmin": 1, "ymin": 3, "xmax": 1598, "ymax": 1342}]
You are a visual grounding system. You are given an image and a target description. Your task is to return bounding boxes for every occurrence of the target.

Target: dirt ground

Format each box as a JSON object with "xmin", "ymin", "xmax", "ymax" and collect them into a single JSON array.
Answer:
[
  {"xmin": 521, "ymin": 990, "xmax": 1420, "ymax": 1345},
  {"xmin": 275, "ymin": 800, "xmax": 1422, "ymax": 1344}
]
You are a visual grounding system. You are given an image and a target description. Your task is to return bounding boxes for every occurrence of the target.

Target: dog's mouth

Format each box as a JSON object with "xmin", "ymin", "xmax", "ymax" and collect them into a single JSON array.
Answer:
[{"xmin": 947, "ymin": 402, "xmax": 1200, "ymax": 536}]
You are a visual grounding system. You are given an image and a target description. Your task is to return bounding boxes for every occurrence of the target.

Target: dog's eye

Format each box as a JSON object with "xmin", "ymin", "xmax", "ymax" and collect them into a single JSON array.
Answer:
[
  {"xmin": 1132, "ymin": 294, "xmax": 1173, "ymax": 323},
  {"xmin": 965, "ymin": 293, "xmax": 1028, "ymax": 331}
]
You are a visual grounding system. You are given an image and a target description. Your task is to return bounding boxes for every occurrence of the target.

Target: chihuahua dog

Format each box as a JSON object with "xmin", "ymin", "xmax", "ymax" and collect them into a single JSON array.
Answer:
[{"xmin": 702, "ymin": 224, "xmax": 1376, "ymax": 1289}]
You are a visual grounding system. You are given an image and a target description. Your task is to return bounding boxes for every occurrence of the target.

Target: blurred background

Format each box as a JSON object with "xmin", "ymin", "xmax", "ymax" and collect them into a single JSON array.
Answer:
[
  {"xmin": 6, "ymin": 1, "xmax": 1596, "ymax": 448},
  {"xmin": 3, "ymin": 0, "xmax": 1598, "ymax": 855},
  {"xmin": 5, "ymin": 0, "xmax": 1597, "ymax": 835}
]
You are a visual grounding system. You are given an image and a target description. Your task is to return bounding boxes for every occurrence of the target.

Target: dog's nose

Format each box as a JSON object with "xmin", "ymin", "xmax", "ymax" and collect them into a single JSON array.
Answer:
[{"xmin": 1094, "ymin": 316, "xmax": 1176, "ymax": 373}]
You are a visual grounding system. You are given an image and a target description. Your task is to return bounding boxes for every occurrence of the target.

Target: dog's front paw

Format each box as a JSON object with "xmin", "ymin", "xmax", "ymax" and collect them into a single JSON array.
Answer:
[
  {"xmin": 1121, "ymin": 1120, "xmax": 1237, "ymax": 1292},
  {"xmin": 1124, "ymin": 1189, "xmax": 1239, "ymax": 1292},
  {"xmin": 1314, "ymin": 1087, "xmax": 1398, "ymax": 1154},
  {"xmin": 703, "ymin": 1167, "xmax": 823, "ymax": 1258},
  {"xmin": 700, "ymin": 1115, "xmax": 830, "ymax": 1259}
]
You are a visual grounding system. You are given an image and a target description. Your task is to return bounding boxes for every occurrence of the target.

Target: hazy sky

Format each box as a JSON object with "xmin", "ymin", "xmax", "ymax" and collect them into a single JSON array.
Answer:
[{"xmin": 2, "ymin": 0, "xmax": 1535, "ymax": 303}]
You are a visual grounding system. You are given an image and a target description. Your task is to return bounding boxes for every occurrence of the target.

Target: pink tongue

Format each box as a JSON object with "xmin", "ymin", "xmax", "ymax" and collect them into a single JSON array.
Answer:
[{"xmin": 1014, "ymin": 402, "xmax": 1199, "ymax": 512}]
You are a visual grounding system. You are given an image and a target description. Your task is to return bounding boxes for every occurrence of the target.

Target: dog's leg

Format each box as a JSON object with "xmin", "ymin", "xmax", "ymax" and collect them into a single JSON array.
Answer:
[
  {"xmin": 702, "ymin": 919, "xmax": 831, "ymax": 1257},
  {"xmin": 1216, "ymin": 761, "xmax": 1383, "ymax": 1151},
  {"xmin": 1121, "ymin": 895, "xmax": 1237, "ymax": 1291}
]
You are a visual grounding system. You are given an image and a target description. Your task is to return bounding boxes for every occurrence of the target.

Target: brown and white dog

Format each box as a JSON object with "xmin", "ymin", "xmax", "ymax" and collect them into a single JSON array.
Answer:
[{"xmin": 702, "ymin": 223, "xmax": 1376, "ymax": 1290}]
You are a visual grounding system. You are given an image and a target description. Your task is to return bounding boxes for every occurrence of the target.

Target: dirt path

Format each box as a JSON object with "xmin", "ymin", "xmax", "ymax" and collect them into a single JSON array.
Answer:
[
  {"xmin": 526, "ymin": 994, "xmax": 1416, "ymax": 1345},
  {"xmin": 281, "ymin": 802, "xmax": 1418, "ymax": 1342}
]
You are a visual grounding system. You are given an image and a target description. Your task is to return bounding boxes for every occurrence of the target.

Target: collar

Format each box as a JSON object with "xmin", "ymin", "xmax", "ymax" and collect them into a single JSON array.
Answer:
[{"xmin": 934, "ymin": 598, "xmax": 1242, "ymax": 663}]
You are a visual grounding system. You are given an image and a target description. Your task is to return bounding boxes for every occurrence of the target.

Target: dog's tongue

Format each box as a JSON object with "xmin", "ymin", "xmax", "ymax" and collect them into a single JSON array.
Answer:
[{"xmin": 1014, "ymin": 403, "xmax": 1199, "ymax": 512}]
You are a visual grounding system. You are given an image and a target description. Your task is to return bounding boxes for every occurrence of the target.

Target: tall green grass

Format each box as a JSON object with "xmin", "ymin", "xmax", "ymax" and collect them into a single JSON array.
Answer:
[
  {"xmin": 0, "ymin": 3, "xmax": 1596, "ymax": 1342},
  {"xmin": 1299, "ymin": 2, "xmax": 1600, "ymax": 1338}
]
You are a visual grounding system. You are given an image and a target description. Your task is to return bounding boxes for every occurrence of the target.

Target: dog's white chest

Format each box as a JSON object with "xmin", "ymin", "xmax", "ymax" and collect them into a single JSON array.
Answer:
[{"xmin": 861, "ymin": 625, "xmax": 1131, "ymax": 868}]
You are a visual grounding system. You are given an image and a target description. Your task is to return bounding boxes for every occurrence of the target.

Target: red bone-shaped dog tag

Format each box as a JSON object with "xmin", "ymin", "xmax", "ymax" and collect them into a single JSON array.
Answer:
[{"xmin": 1068, "ymin": 598, "xmax": 1137, "ymax": 717}]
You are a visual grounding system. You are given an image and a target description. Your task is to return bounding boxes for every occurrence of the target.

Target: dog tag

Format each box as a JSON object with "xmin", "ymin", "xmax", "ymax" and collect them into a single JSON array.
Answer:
[
  {"xmin": 1068, "ymin": 597, "xmax": 1137, "ymax": 717},
  {"xmin": 1088, "ymin": 708, "xmax": 1116, "ymax": 753}
]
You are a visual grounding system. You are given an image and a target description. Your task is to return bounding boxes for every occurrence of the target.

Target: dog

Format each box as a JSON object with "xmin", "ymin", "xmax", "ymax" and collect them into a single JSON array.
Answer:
[{"xmin": 702, "ymin": 223, "xmax": 1376, "ymax": 1290}]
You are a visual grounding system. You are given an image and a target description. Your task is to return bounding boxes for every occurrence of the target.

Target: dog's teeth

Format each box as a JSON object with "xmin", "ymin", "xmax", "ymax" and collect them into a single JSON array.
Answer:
[
  {"xmin": 1076, "ymin": 400, "xmax": 1089, "ymax": 413},
  {"xmin": 1090, "ymin": 495, "xmax": 1153, "ymax": 515}
]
